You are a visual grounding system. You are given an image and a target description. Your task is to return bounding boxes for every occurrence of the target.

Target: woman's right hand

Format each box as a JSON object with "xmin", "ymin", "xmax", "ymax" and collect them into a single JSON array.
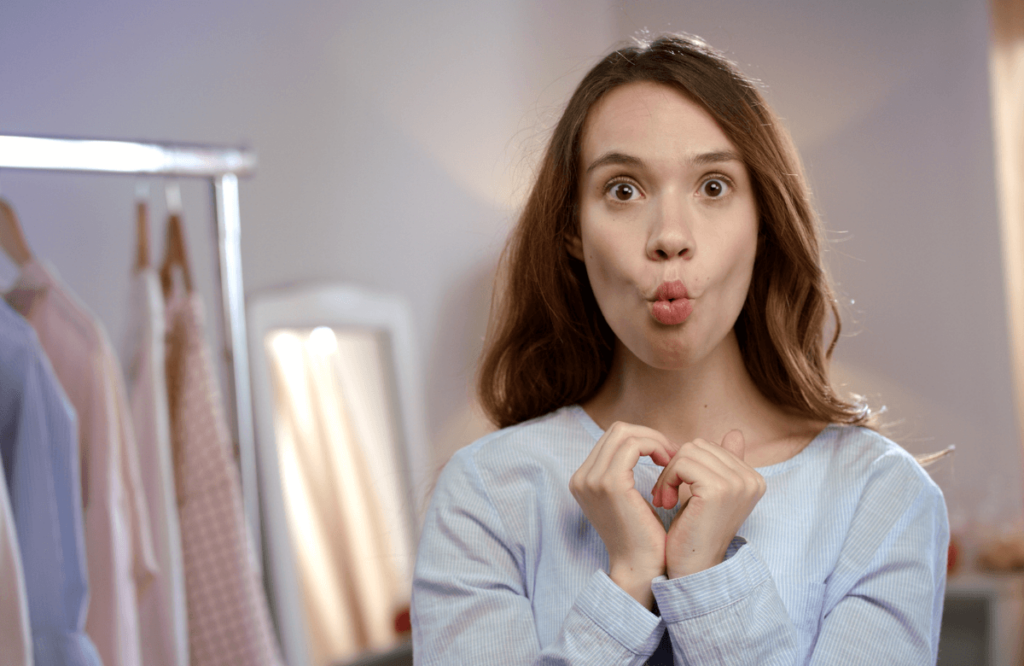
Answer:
[{"xmin": 569, "ymin": 421, "xmax": 677, "ymax": 609}]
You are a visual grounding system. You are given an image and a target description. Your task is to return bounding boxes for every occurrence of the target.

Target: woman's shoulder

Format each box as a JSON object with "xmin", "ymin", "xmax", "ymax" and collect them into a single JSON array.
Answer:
[
  {"xmin": 452, "ymin": 405, "xmax": 593, "ymax": 468},
  {"xmin": 816, "ymin": 424, "xmax": 945, "ymax": 502}
]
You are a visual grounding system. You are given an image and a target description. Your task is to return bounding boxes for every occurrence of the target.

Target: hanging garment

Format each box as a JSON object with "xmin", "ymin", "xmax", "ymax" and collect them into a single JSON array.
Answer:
[
  {"xmin": 7, "ymin": 259, "xmax": 159, "ymax": 666},
  {"xmin": 123, "ymin": 266, "xmax": 188, "ymax": 666},
  {"xmin": 0, "ymin": 299, "xmax": 101, "ymax": 666},
  {"xmin": 0, "ymin": 450, "xmax": 32, "ymax": 666},
  {"xmin": 165, "ymin": 288, "xmax": 283, "ymax": 666},
  {"xmin": 264, "ymin": 329, "xmax": 409, "ymax": 666}
]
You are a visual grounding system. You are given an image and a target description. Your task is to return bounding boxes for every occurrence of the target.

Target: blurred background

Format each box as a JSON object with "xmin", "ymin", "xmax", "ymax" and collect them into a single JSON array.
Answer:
[{"xmin": 1, "ymin": 0, "xmax": 1022, "ymax": 664}]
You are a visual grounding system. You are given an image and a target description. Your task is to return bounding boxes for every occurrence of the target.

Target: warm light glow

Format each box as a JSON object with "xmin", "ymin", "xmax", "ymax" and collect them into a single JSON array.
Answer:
[
  {"xmin": 264, "ymin": 326, "xmax": 411, "ymax": 666},
  {"xmin": 308, "ymin": 326, "xmax": 338, "ymax": 355}
]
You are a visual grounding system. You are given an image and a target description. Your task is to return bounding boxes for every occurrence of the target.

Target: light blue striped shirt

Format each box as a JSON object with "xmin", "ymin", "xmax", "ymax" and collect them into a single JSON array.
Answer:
[
  {"xmin": 0, "ymin": 300, "xmax": 102, "ymax": 666},
  {"xmin": 412, "ymin": 405, "xmax": 948, "ymax": 665}
]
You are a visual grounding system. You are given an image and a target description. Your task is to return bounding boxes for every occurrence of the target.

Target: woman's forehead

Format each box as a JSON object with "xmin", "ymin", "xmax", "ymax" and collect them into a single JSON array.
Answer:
[{"xmin": 579, "ymin": 81, "xmax": 739, "ymax": 172}]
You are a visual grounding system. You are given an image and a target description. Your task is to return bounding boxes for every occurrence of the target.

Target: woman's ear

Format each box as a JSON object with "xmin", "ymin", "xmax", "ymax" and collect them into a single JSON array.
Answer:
[{"xmin": 565, "ymin": 233, "xmax": 585, "ymax": 261}]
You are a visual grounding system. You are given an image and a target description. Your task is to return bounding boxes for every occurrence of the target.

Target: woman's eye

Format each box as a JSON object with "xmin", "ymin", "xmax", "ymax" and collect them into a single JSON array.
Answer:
[
  {"xmin": 608, "ymin": 182, "xmax": 639, "ymax": 201},
  {"xmin": 701, "ymin": 178, "xmax": 730, "ymax": 198}
]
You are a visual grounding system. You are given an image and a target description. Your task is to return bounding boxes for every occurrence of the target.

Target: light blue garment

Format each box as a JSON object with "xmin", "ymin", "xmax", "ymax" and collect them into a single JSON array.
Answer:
[
  {"xmin": 412, "ymin": 405, "xmax": 948, "ymax": 665},
  {"xmin": 0, "ymin": 300, "xmax": 102, "ymax": 666}
]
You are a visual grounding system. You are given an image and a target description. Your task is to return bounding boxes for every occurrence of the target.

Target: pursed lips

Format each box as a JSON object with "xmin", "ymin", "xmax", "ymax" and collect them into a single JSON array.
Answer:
[
  {"xmin": 649, "ymin": 280, "xmax": 694, "ymax": 325},
  {"xmin": 652, "ymin": 279, "xmax": 689, "ymax": 302}
]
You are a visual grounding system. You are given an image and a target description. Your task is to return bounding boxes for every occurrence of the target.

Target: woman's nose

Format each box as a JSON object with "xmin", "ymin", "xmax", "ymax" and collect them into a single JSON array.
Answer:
[{"xmin": 646, "ymin": 196, "xmax": 695, "ymax": 260}]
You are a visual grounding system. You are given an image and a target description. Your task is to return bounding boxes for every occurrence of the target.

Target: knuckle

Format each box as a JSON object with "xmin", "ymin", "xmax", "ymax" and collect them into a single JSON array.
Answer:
[
  {"xmin": 585, "ymin": 475, "xmax": 606, "ymax": 494},
  {"xmin": 705, "ymin": 479, "xmax": 727, "ymax": 497}
]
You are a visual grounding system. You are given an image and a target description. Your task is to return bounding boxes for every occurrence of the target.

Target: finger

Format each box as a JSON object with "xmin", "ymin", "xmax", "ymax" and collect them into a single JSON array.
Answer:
[
  {"xmin": 574, "ymin": 424, "xmax": 676, "ymax": 503},
  {"xmin": 653, "ymin": 442, "xmax": 742, "ymax": 507},
  {"xmin": 653, "ymin": 454, "xmax": 721, "ymax": 509},
  {"xmin": 591, "ymin": 423, "xmax": 675, "ymax": 473},
  {"xmin": 607, "ymin": 435, "xmax": 675, "ymax": 484},
  {"xmin": 720, "ymin": 429, "xmax": 745, "ymax": 461},
  {"xmin": 687, "ymin": 437, "xmax": 749, "ymax": 476},
  {"xmin": 577, "ymin": 422, "xmax": 636, "ymax": 479},
  {"xmin": 657, "ymin": 441, "xmax": 734, "ymax": 486}
]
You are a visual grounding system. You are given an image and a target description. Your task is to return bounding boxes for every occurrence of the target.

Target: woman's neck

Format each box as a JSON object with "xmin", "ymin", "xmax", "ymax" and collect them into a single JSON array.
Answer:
[{"xmin": 581, "ymin": 331, "xmax": 823, "ymax": 465}]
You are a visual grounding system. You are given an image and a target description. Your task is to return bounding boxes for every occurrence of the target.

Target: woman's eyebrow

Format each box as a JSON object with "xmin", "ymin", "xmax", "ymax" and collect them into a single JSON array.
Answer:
[
  {"xmin": 584, "ymin": 151, "xmax": 644, "ymax": 176},
  {"xmin": 584, "ymin": 149, "xmax": 741, "ymax": 176},
  {"xmin": 690, "ymin": 150, "xmax": 742, "ymax": 167}
]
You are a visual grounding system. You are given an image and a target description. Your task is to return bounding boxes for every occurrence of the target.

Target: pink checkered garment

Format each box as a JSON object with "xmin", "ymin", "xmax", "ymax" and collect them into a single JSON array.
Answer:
[{"xmin": 165, "ymin": 290, "xmax": 283, "ymax": 666}]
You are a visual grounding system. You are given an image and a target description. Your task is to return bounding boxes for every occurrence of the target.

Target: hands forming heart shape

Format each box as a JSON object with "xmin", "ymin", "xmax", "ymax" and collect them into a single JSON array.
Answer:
[{"xmin": 568, "ymin": 422, "xmax": 766, "ymax": 609}]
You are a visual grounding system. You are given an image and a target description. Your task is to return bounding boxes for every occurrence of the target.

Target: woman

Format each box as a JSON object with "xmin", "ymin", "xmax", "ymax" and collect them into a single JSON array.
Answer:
[{"xmin": 412, "ymin": 34, "xmax": 948, "ymax": 665}]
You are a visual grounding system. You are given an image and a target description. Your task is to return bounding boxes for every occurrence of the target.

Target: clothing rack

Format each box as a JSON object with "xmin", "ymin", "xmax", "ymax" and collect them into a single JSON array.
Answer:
[{"xmin": 0, "ymin": 134, "xmax": 262, "ymax": 551}]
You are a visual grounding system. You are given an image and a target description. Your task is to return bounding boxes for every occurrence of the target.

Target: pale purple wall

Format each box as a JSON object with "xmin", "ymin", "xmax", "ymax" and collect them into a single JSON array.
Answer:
[
  {"xmin": 0, "ymin": 0, "xmax": 1016, "ymax": 536},
  {"xmin": 610, "ymin": 0, "xmax": 1021, "ymax": 533}
]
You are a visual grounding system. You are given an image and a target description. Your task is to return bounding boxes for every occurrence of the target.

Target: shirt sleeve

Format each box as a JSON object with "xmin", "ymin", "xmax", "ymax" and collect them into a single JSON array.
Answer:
[
  {"xmin": 411, "ymin": 450, "xmax": 665, "ymax": 666},
  {"xmin": 8, "ymin": 332, "xmax": 103, "ymax": 666},
  {"xmin": 650, "ymin": 455, "xmax": 948, "ymax": 666},
  {"xmin": 810, "ymin": 459, "xmax": 947, "ymax": 664}
]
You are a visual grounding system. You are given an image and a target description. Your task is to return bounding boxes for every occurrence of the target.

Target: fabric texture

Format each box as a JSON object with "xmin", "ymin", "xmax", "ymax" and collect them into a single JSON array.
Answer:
[
  {"xmin": 412, "ymin": 405, "xmax": 949, "ymax": 665},
  {"xmin": 165, "ymin": 289, "xmax": 283, "ymax": 666},
  {"xmin": 123, "ymin": 267, "xmax": 189, "ymax": 666},
  {"xmin": 8, "ymin": 259, "xmax": 159, "ymax": 666},
  {"xmin": 0, "ymin": 426, "xmax": 33, "ymax": 666},
  {"xmin": 0, "ymin": 298, "xmax": 101, "ymax": 666}
]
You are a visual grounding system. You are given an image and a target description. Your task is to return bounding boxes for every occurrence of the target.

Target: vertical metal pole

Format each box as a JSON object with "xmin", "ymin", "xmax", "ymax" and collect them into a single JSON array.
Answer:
[{"xmin": 213, "ymin": 173, "xmax": 261, "ymax": 554}]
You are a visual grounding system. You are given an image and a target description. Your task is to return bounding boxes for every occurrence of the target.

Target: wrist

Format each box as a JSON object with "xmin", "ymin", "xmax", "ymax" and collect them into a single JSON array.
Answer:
[
  {"xmin": 667, "ymin": 557, "xmax": 717, "ymax": 579},
  {"xmin": 667, "ymin": 544, "xmax": 729, "ymax": 579},
  {"xmin": 608, "ymin": 565, "xmax": 658, "ymax": 609}
]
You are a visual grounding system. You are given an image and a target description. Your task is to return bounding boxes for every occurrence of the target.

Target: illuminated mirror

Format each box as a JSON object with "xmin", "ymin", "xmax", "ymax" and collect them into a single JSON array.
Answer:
[{"xmin": 248, "ymin": 286, "xmax": 429, "ymax": 666}]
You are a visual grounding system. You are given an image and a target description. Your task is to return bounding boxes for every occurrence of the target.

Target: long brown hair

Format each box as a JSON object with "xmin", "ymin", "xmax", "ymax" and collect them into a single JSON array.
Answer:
[{"xmin": 478, "ymin": 33, "xmax": 870, "ymax": 430}]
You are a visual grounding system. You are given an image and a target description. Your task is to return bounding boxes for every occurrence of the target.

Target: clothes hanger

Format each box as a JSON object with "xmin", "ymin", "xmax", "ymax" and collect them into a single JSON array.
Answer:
[
  {"xmin": 160, "ymin": 183, "xmax": 194, "ymax": 299},
  {"xmin": 0, "ymin": 178, "xmax": 34, "ymax": 266},
  {"xmin": 135, "ymin": 182, "xmax": 150, "ymax": 270},
  {"xmin": 135, "ymin": 181, "xmax": 150, "ymax": 270}
]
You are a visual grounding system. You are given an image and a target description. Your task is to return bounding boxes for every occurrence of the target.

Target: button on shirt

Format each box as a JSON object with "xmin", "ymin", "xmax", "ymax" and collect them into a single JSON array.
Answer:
[
  {"xmin": 0, "ymin": 299, "xmax": 101, "ymax": 666},
  {"xmin": 412, "ymin": 406, "xmax": 948, "ymax": 665}
]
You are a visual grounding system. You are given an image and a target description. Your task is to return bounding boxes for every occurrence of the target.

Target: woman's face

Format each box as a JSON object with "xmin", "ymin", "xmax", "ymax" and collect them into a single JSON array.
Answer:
[{"xmin": 570, "ymin": 81, "xmax": 759, "ymax": 370}]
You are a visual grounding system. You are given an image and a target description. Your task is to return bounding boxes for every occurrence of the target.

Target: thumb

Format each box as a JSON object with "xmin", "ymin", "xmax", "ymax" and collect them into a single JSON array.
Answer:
[{"xmin": 721, "ymin": 429, "xmax": 745, "ymax": 461}]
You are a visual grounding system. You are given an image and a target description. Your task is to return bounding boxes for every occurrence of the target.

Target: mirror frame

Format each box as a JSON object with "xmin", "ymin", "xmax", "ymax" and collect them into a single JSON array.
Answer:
[{"xmin": 248, "ymin": 283, "xmax": 430, "ymax": 666}]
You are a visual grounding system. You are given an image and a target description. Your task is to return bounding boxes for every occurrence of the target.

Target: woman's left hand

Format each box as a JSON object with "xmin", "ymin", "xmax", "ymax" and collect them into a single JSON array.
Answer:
[{"xmin": 652, "ymin": 430, "xmax": 766, "ymax": 578}]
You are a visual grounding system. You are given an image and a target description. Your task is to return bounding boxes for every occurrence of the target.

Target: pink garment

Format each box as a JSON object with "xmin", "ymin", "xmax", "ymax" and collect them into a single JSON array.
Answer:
[
  {"xmin": 123, "ymin": 268, "xmax": 188, "ymax": 666},
  {"xmin": 8, "ymin": 260, "xmax": 158, "ymax": 666},
  {"xmin": 165, "ymin": 289, "xmax": 282, "ymax": 666}
]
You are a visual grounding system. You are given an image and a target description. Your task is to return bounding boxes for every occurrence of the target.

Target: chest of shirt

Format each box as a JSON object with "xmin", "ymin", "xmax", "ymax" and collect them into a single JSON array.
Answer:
[{"xmin": 495, "ymin": 459, "xmax": 845, "ymax": 649}]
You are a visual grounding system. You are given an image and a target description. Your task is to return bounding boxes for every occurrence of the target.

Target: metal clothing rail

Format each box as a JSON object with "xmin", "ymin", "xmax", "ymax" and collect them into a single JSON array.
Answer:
[{"xmin": 0, "ymin": 133, "xmax": 262, "ymax": 552}]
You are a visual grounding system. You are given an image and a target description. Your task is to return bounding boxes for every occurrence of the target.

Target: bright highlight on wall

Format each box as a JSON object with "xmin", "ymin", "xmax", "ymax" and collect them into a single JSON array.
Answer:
[{"xmin": 265, "ymin": 327, "xmax": 412, "ymax": 666}]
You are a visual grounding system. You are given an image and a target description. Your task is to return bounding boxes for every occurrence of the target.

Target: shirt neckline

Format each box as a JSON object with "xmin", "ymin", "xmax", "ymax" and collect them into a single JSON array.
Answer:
[{"xmin": 568, "ymin": 404, "xmax": 834, "ymax": 476}]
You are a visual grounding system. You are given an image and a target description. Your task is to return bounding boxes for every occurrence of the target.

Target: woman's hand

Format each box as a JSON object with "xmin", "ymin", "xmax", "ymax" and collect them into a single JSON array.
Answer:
[
  {"xmin": 569, "ymin": 422, "xmax": 677, "ymax": 608},
  {"xmin": 653, "ymin": 430, "xmax": 766, "ymax": 578}
]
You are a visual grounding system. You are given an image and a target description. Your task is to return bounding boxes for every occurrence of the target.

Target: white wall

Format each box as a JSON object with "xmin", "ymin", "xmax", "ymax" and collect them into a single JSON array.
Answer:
[{"xmin": 1, "ymin": 0, "xmax": 1018, "ymax": 539}]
